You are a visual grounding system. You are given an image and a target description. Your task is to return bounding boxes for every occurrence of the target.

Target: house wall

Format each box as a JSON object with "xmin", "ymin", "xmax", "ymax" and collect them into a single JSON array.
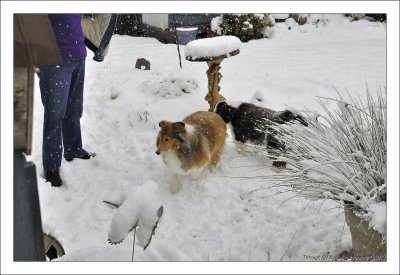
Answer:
[
  {"xmin": 140, "ymin": 13, "xmax": 218, "ymax": 44},
  {"xmin": 142, "ymin": 14, "xmax": 169, "ymax": 30},
  {"xmin": 169, "ymin": 14, "xmax": 217, "ymax": 29}
]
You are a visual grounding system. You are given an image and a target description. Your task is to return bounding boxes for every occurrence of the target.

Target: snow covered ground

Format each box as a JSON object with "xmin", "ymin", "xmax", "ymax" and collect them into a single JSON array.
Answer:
[
  {"xmin": 2, "ymin": 8, "xmax": 397, "ymax": 274},
  {"xmin": 26, "ymin": 15, "xmax": 388, "ymax": 263}
]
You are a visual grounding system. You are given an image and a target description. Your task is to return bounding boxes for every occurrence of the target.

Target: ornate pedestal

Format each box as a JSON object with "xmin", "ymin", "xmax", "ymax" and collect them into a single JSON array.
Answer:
[{"xmin": 186, "ymin": 49, "xmax": 240, "ymax": 111}]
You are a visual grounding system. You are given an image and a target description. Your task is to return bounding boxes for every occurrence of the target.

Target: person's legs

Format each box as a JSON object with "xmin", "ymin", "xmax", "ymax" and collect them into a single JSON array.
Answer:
[
  {"xmin": 62, "ymin": 60, "xmax": 88, "ymax": 160},
  {"xmin": 38, "ymin": 63, "xmax": 75, "ymax": 174}
]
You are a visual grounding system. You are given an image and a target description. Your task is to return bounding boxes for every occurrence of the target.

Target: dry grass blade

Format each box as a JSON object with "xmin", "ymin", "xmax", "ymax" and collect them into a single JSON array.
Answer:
[{"xmin": 266, "ymin": 87, "xmax": 387, "ymax": 211}]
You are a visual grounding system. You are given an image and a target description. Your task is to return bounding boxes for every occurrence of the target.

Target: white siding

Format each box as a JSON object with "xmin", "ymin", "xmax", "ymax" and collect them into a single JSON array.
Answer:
[{"xmin": 142, "ymin": 14, "xmax": 169, "ymax": 30}]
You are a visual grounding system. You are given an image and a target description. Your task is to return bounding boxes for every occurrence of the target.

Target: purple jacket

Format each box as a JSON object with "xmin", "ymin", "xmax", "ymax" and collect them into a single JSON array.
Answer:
[{"xmin": 48, "ymin": 14, "xmax": 87, "ymax": 62}]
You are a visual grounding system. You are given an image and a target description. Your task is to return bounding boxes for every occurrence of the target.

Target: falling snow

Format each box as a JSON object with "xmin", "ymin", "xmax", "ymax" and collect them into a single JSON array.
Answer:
[{"xmin": 27, "ymin": 15, "xmax": 387, "ymax": 264}]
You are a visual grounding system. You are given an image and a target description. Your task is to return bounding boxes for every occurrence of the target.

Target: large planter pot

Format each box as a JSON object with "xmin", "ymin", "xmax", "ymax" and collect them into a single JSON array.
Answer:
[
  {"xmin": 344, "ymin": 205, "xmax": 386, "ymax": 260},
  {"xmin": 176, "ymin": 27, "xmax": 198, "ymax": 45}
]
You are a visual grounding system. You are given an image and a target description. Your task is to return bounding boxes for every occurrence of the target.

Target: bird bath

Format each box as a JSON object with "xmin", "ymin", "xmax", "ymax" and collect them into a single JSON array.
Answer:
[{"xmin": 184, "ymin": 36, "xmax": 241, "ymax": 111}]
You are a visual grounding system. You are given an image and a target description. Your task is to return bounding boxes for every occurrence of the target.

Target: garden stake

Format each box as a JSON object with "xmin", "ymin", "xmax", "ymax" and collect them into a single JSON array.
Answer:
[
  {"xmin": 176, "ymin": 32, "xmax": 182, "ymax": 69},
  {"xmin": 131, "ymin": 226, "xmax": 137, "ymax": 261}
]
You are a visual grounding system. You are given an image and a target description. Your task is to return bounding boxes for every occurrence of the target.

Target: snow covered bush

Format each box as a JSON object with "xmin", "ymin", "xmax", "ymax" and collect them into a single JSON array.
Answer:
[
  {"xmin": 308, "ymin": 14, "xmax": 330, "ymax": 27},
  {"xmin": 212, "ymin": 14, "xmax": 275, "ymax": 42},
  {"xmin": 344, "ymin": 14, "xmax": 387, "ymax": 23},
  {"xmin": 290, "ymin": 14, "xmax": 308, "ymax": 25},
  {"xmin": 210, "ymin": 16, "xmax": 223, "ymax": 36},
  {"xmin": 345, "ymin": 14, "xmax": 366, "ymax": 22},
  {"xmin": 270, "ymin": 87, "xmax": 387, "ymax": 217},
  {"xmin": 285, "ymin": 18, "xmax": 297, "ymax": 30},
  {"xmin": 140, "ymin": 69, "xmax": 199, "ymax": 98}
]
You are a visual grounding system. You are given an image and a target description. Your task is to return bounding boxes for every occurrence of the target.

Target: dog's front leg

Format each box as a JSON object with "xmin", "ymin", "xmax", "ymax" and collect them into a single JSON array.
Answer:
[{"xmin": 170, "ymin": 174, "xmax": 182, "ymax": 194}]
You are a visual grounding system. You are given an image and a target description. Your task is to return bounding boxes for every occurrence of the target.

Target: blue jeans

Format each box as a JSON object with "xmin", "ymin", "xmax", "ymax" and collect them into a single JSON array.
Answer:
[{"xmin": 37, "ymin": 60, "xmax": 87, "ymax": 172}]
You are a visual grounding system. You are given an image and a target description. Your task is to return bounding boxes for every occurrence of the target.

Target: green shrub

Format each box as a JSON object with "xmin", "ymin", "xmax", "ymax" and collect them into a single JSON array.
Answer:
[
  {"xmin": 114, "ymin": 14, "xmax": 142, "ymax": 36},
  {"xmin": 365, "ymin": 14, "xmax": 386, "ymax": 23},
  {"xmin": 346, "ymin": 14, "xmax": 387, "ymax": 23},
  {"xmin": 219, "ymin": 14, "xmax": 275, "ymax": 42}
]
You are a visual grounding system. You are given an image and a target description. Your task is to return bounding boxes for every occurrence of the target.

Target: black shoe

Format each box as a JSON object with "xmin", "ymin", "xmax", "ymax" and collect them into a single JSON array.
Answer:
[
  {"xmin": 45, "ymin": 171, "xmax": 62, "ymax": 187},
  {"xmin": 272, "ymin": 161, "xmax": 287, "ymax": 169},
  {"xmin": 65, "ymin": 152, "xmax": 96, "ymax": 162}
]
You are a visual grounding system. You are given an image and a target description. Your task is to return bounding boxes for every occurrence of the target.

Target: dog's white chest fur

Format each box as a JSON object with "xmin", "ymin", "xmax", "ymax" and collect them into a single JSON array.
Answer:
[
  {"xmin": 161, "ymin": 151, "xmax": 204, "ymax": 178},
  {"xmin": 162, "ymin": 151, "xmax": 185, "ymax": 175}
]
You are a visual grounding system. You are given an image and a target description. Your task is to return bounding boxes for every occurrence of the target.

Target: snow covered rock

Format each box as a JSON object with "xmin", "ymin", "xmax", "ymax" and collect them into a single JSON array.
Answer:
[
  {"xmin": 135, "ymin": 58, "xmax": 151, "ymax": 70},
  {"xmin": 285, "ymin": 18, "xmax": 297, "ymax": 29}
]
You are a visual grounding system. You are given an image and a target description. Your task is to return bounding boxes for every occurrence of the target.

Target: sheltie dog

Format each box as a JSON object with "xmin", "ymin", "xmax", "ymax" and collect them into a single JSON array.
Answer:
[
  {"xmin": 156, "ymin": 111, "xmax": 227, "ymax": 192},
  {"xmin": 215, "ymin": 101, "xmax": 308, "ymax": 168}
]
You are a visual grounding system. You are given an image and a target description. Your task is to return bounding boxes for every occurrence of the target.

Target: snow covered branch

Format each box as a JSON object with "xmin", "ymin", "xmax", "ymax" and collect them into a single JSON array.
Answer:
[{"xmin": 107, "ymin": 181, "xmax": 164, "ymax": 250}]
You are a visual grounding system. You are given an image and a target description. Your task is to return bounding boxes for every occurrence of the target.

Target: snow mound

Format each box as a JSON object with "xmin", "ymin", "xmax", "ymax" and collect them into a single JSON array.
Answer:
[
  {"xmin": 365, "ymin": 202, "xmax": 386, "ymax": 235},
  {"xmin": 250, "ymin": 90, "xmax": 268, "ymax": 107},
  {"xmin": 285, "ymin": 18, "xmax": 297, "ymax": 29},
  {"xmin": 108, "ymin": 181, "xmax": 163, "ymax": 249},
  {"xmin": 211, "ymin": 16, "xmax": 223, "ymax": 35},
  {"xmin": 140, "ymin": 70, "xmax": 199, "ymax": 98},
  {"xmin": 109, "ymin": 84, "xmax": 123, "ymax": 100},
  {"xmin": 184, "ymin": 36, "xmax": 242, "ymax": 59},
  {"xmin": 270, "ymin": 14, "xmax": 289, "ymax": 20}
]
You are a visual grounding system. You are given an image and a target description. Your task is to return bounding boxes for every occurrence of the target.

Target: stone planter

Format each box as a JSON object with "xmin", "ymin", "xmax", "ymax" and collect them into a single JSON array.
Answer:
[
  {"xmin": 44, "ymin": 233, "xmax": 65, "ymax": 260},
  {"xmin": 344, "ymin": 205, "xmax": 386, "ymax": 260}
]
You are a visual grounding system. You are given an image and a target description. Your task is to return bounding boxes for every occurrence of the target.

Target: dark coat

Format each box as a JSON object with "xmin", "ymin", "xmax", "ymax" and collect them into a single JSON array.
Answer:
[{"xmin": 48, "ymin": 14, "xmax": 87, "ymax": 62}]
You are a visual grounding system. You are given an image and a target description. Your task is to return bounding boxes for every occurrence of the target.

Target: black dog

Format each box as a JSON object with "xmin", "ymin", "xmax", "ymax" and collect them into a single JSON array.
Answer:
[{"xmin": 215, "ymin": 101, "xmax": 308, "ymax": 168}]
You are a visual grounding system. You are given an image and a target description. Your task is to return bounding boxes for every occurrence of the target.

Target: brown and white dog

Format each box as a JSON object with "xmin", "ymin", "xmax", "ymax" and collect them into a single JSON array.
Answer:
[{"xmin": 156, "ymin": 111, "xmax": 227, "ymax": 192}]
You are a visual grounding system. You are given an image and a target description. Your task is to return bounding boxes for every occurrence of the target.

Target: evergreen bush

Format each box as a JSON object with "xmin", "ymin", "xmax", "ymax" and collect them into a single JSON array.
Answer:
[
  {"xmin": 218, "ymin": 14, "xmax": 275, "ymax": 42},
  {"xmin": 114, "ymin": 14, "xmax": 143, "ymax": 36}
]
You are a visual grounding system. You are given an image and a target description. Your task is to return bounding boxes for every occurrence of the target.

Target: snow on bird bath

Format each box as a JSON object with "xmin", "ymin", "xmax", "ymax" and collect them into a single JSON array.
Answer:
[{"xmin": 184, "ymin": 36, "xmax": 242, "ymax": 59}]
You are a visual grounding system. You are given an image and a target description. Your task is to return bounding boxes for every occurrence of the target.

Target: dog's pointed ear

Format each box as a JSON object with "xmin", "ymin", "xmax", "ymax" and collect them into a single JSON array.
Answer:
[
  {"xmin": 214, "ymin": 101, "xmax": 225, "ymax": 112},
  {"xmin": 159, "ymin": 120, "xmax": 167, "ymax": 128},
  {"xmin": 173, "ymin": 122, "xmax": 185, "ymax": 142},
  {"xmin": 215, "ymin": 101, "xmax": 234, "ymax": 123},
  {"xmin": 175, "ymin": 133, "xmax": 185, "ymax": 143}
]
